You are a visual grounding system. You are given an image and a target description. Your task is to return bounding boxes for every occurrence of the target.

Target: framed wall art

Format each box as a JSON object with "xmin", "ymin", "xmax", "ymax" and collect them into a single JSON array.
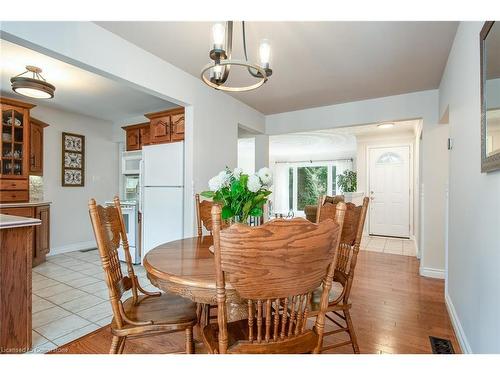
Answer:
[{"xmin": 61, "ymin": 132, "xmax": 85, "ymax": 186}]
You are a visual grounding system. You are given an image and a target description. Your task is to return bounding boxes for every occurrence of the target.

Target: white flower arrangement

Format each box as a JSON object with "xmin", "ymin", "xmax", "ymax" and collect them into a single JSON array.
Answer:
[{"xmin": 202, "ymin": 167, "xmax": 273, "ymax": 222}]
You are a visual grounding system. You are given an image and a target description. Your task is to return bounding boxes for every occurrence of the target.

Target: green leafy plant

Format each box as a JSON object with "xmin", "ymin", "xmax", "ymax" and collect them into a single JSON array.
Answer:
[
  {"xmin": 337, "ymin": 170, "xmax": 357, "ymax": 193},
  {"xmin": 200, "ymin": 167, "xmax": 273, "ymax": 223}
]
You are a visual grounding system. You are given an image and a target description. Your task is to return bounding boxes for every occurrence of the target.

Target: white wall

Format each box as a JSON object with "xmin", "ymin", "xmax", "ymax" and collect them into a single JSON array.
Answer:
[
  {"xmin": 265, "ymin": 90, "xmax": 446, "ymax": 278},
  {"xmin": 30, "ymin": 104, "xmax": 118, "ymax": 254},
  {"xmin": 439, "ymin": 21, "xmax": 500, "ymax": 353},
  {"xmin": 266, "ymin": 90, "xmax": 439, "ymax": 135},
  {"xmin": 254, "ymin": 134, "xmax": 269, "ymax": 172},
  {"xmin": 420, "ymin": 121, "xmax": 449, "ymax": 277},
  {"xmin": 237, "ymin": 138, "xmax": 255, "ymax": 175},
  {"xmin": 1, "ymin": 21, "xmax": 265, "ymax": 237}
]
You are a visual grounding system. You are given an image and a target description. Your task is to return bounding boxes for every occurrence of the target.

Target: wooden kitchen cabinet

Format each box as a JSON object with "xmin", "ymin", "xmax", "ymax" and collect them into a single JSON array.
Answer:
[
  {"xmin": 123, "ymin": 107, "xmax": 185, "ymax": 150},
  {"xmin": 147, "ymin": 112, "xmax": 171, "ymax": 144},
  {"xmin": 123, "ymin": 122, "xmax": 150, "ymax": 151},
  {"xmin": 145, "ymin": 107, "xmax": 185, "ymax": 145},
  {"xmin": 0, "ymin": 204, "xmax": 50, "ymax": 267},
  {"xmin": 0, "ymin": 97, "xmax": 35, "ymax": 203},
  {"xmin": 29, "ymin": 117, "xmax": 49, "ymax": 176},
  {"xmin": 0, "ymin": 221, "xmax": 37, "ymax": 353},
  {"xmin": 34, "ymin": 205, "xmax": 50, "ymax": 266},
  {"xmin": 170, "ymin": 111, "xmax": 185, "ymax": 142}
]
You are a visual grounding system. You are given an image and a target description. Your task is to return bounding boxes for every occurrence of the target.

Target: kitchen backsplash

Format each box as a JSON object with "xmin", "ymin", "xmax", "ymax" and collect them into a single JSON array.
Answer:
[{"xmin": 29, "ymin": 175, "xmax": 44, "ymax": 201}]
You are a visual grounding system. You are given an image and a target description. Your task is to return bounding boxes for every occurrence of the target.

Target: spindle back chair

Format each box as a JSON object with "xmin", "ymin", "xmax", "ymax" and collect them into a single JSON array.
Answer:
[
  {"xmin": 89, "ymin": 196, "xmax": 197, "ymax": 354},
  {"xmin": 203, "ymin": 202, "xmax": 346, "ymax": 354},
  {"xmin": 312, "ymin": 195, "xmax": 369, "ymax": 353}
]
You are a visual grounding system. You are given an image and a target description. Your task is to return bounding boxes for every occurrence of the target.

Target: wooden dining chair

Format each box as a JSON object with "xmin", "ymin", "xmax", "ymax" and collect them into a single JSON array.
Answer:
[
  {"xmin": 195, "ymin": 194, "xmax": 225, "ymax": 326},
  {"xmin": 202, "ymin": 203, "xmax": 346, "ymax": 354},
  {"xmin": 89, "ymin": 196, "xmax": 197, "ymax": 354},
  {"xmin": 314, "ymin": 194, "xmax": 345, "ymax": 224},
  {"xmin": 311, "ymin": 196, "xmax": 369, "ymax": 353},
  {"xmin": 195, "ymin": 193, "xmax": 216, "ymax": 236}
]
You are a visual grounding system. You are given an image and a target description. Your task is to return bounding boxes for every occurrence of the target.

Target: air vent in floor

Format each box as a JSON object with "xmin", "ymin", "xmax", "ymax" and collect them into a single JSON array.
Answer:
[{"xmin": 429, "ymin": 336, "xmax": 455, "ymax": 354}]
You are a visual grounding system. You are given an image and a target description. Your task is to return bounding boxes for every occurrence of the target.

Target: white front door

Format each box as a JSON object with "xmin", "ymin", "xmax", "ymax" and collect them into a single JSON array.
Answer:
[{"xmin": 368, "ymin": 146, "xmax": 410, "ymax": 238}]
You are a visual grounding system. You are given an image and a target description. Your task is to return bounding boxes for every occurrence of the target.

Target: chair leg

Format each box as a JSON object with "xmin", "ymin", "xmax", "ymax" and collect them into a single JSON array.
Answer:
[
  {"xmin": 185, "ymin": 327, "xmax": 194, "ymax": 354},
  {"xmin": 118, "ymin": 336, "xmax": 127, "ymax": 354},
  {"xmin": 344, "ymin": 309, "xmax": 360, "ymax": 354},
  {"xmin": 110, "ymin": 335, "xmax": 122, "ymax": 354}
]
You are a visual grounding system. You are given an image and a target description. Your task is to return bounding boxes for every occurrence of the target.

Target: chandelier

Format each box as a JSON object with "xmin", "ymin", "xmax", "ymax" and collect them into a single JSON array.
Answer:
[
  {"xmin": 200, "ymin": 21, "xmax": 273, "ymax": 92},
  {"xmin": 11, "ymin": 65, "xmax": 55, "ymax": 99}
]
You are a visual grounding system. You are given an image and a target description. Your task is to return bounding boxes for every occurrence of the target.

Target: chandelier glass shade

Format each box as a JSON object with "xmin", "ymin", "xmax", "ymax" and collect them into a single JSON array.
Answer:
[
  {"xmin": 201, "ymin": 21, "xmax": 273, "ymax": 92},
  {"xmin": 10, "ymin": 65, "xmax": 55, "ymax": 99}
]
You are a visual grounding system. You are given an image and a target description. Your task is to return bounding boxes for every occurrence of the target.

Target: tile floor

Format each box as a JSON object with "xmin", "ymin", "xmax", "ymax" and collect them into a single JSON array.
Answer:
[
  {"xmin": 29, "ymin": 235, "xmax": 416, "ymax": 353},
  {"xmin": 30, "ymin": 249, "xmax": 158, "ymax": 353},
  {"xmin": 360, "ymin": 235, "xmax": 417, "ymax": 256}
]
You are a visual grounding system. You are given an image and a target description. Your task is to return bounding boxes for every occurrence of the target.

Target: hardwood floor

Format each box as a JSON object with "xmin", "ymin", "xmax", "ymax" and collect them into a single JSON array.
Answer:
[{"xmin": 52, "ymin": 250, "xmax": 460, "ymax": 354}]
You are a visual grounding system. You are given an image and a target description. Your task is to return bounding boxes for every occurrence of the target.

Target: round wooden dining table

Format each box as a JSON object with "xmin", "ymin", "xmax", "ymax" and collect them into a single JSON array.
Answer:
[{"xmin": 143, "ymin": 235, "xmax": 247, "ymax": 321}]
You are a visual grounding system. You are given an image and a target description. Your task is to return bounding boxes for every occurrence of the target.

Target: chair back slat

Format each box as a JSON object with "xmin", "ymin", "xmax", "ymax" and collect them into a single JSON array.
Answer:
[{"xmin": 211, "ymin": 203, "xmax": 346, "ymax": 353}]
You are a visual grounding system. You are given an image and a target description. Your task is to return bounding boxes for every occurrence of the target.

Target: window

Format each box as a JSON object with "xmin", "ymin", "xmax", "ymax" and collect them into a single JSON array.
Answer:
[
  {"xmin": 331, "ymin": 165, "xmax": 337, "ymax": 196},
  {"xmin": 279, "ymin": 160, "xmax": 352, "ymax": 215},
  {"xmin": 297, "ymin": 166, "xmax": 327, "ymax": 210},
  {"xmin": 377, "ymin": 152, "xmax": 402, "ymax": 164}
]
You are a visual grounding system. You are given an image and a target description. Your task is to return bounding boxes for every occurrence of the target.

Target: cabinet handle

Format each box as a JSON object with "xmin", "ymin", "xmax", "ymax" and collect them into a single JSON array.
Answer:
[{"xmin": 31, "ymin": 155, "xmax": 35, "ymax": 167}]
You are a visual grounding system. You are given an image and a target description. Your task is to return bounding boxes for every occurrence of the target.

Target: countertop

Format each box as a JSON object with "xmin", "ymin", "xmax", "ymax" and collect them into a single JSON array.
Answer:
[
  {"xmin": 0, "ymin": 214, "xmax": 41, "ymax": 229},
  {"xmin": 0, "ymin": 201, "xmax": 52, "ymax": 208}
]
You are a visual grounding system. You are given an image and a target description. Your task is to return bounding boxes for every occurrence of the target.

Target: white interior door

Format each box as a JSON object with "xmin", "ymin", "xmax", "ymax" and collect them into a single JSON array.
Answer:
[{"xmin": 368, "ymin": 146, "xmax": 410, "ymax": 238}]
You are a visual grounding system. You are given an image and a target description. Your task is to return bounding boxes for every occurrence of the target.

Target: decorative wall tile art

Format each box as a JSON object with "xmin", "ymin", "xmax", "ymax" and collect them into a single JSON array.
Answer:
[{"xmin": 62, "ymin": 132, "xmax": 85, "ymax": 186}]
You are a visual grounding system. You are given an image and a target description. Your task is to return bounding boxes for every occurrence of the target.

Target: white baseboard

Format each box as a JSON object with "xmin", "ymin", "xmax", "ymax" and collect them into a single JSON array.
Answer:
[
  {"xmin": 49, "ymin": 240, "xmax": 97, "ymax": 256},
  {"xmin": 419, "ymin": 266, "xmax": 445, "ymax": 279},
  {"xmin": 445, "ymin": 292, "xmax": 472, "ymax": 353}
]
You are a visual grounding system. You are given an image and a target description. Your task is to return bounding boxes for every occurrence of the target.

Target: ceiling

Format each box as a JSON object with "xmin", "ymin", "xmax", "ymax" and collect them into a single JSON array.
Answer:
[
  {"xmin": 269, "ymin": 120, "xmax": 417, "ymax": 162},
  {"xmin": 97, "ymin": 21, "xmax": 458, "ymax": 115},
  {"xmin": 0, "ymin": 39, "xmax": 176, "ymax": 123}
]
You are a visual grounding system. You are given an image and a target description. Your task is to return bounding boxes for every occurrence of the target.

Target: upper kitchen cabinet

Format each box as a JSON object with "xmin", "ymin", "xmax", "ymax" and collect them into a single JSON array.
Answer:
[
  {"xmin": 145, "ymin": 107, "xmax": 185, "ymax": 145},
  {"xmin": 29, "ymin": 117, "xmax": 49, "ymax": 176},
  {"xmin": 170, "ymin": 110, "xmax": 185, "ymax": 142},
  {"xmin": 0, "ymin": 97, "xmax": 35, "ymax": 203},
  {"xmin": 122, "ymin": 122, "xmax": 150, "ymax": 151}
]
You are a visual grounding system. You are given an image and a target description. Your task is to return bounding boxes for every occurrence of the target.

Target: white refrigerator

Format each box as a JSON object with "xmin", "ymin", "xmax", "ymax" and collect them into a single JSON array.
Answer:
[{"xmin": 142, "ymin": 142, "xmax": 184, "ymax": 261}]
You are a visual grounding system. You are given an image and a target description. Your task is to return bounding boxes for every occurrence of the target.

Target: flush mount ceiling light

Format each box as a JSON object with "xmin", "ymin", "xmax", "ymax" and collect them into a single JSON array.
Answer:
[
  {"xmin": 377, "ymin": 122, "xmax": 395, "ymax": 129},
  {"xmin": 200, "ymin": 21, "xmax": 273, "ymax": 92},
  {"xmin": 10, "ymin": 65, "xmax": 56, "ymax": 99}
]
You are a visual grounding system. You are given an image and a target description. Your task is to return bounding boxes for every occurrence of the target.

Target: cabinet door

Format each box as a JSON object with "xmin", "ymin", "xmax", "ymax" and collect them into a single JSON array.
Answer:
[
  {"xmin": 30, "ymin": 122, "xmax": 44, "ymax": 175},
  {"xmin": 170, "ymin": 113, "xmax": 185, "ymax": 142},
  {"xmin": 126, "ymin": 128, "xmax": 141, "ymax": 151},
  {"xmin": 140, "ymin": 124, "xmax": 150, "ymax": 147},
  {"xmin": 1, "ymin": 106, "xmax": 29, "ymax": 179},
  {"xmin": 150, "ymin": 116, "xmax": 171, "ymax": 144},
  {"xmin": 34, "ymin": 205, "xmax": 50, "ymax": 266}
]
